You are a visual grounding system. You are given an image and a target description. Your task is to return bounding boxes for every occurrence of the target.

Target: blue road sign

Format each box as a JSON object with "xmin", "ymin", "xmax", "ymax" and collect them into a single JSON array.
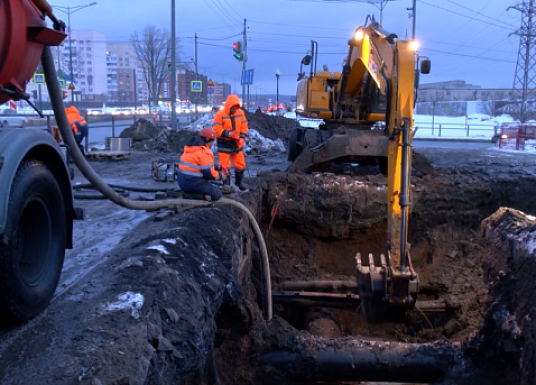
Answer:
[
  {"xmin": 241, "ymin": 69, "xmax": 254, "ymax": 86},
  {"xmin": 191, "ymin": 80, "xmax": 202, "ymax": 92},
  {"xmin": 167, "ymin": 62, "xmax": 172, "ymax": 72},
  {"xmin": 58, "ymin": 79, "xmax": 65, "ymax": 90},
  {"xmin": 33, "ymin": 74, "xmax": 45, "ymax": 85},
  {"xmin": 207, "ymin": 87, "xmax": 214, "ymax": 95}
]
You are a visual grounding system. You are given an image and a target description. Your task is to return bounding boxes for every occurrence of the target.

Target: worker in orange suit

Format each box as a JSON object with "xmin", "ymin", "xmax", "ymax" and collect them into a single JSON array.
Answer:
[
  {"xmin": 65, "ymin": 105, "xmax": 88, "ymax": 155},
  {"xmin": 212, "ymin": 94, "xmax": 249, "ymax": 191},
  {"xmin": 177, "ymin": 127, "xmax": 229, "ymax": 201}
]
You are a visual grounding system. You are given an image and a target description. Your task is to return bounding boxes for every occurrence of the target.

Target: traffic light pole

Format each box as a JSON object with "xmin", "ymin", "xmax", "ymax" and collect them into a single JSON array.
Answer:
[{"xmin": 242, "ymin": 19, "xmax": 247, "ymax": 107}]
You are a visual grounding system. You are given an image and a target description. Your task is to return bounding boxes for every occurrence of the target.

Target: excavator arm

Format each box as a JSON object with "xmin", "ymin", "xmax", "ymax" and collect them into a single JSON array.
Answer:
[{"xmin": 289, "ymin": 16, "xmax": 431, "ymax": 321}]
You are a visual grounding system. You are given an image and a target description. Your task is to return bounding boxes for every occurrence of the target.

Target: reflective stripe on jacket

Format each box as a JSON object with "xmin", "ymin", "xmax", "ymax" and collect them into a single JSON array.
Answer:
[
  {"xmin": 178, "ymin": 136, "xmax": 219, "ymax": 180},
  {"xmin": 213, "ymin": 94, "xmax": 248, "ymax": 153}
]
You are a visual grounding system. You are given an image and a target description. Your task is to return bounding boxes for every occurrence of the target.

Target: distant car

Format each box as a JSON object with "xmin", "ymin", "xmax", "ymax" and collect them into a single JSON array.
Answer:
[
  {"xmin": 112, "ymin": 108, "xmax": 133, "ymax": 115},
  {"xmin": 86, "ymin": 109, "xmax": 102, "ymax": 115},
  {"xmin": 0, "ymin": 110, "xmax": 27, "ymax": 127}
]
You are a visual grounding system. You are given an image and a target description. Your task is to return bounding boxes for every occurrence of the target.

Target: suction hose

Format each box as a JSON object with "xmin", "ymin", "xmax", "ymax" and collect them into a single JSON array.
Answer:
[{"xmin": 42, "ymin": 46, "xmax": 272, "ymax": 321}]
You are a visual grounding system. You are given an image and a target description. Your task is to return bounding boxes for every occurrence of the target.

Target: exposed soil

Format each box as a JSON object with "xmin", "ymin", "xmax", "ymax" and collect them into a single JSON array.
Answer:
[{"xmin": 2, "ymin": 112, "xmax": 536, "ymax": 384}]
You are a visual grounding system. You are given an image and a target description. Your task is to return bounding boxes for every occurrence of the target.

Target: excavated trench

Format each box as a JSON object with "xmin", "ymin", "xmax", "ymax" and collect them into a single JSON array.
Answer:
[{"xmin": 211, "ymin": 166, "xmax": 536, "ymax": 385}]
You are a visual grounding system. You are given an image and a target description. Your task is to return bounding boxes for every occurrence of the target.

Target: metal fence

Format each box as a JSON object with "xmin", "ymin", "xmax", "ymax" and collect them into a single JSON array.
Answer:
[{"xmin": 413, "ymin": 122, "xmax": 499, "ymax": 137}]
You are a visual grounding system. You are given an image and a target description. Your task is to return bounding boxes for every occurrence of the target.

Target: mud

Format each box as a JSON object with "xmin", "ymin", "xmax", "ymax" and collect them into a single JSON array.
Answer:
[
  {"xmin": 0, "ymin": 203, "xmax": 261, "ymax": 385},
  {"xmin": 2, "ymin": 143, "xmax": 536, "ymax": 384}
]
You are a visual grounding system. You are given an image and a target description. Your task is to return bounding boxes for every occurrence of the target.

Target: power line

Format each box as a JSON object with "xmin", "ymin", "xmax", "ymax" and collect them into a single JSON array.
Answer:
[
  {"xmin": 423, "ymin": 48, "xmax": 516, "ymax": 63},
  {"xmin": 249, "ymin": 19, "xmax": 351, "ymax": 31},
  {"xmin": 444, "ymin": 0, "xmax": 518, "ymax": 28},
  {"xmin": 201, "ymin": 0, "xmax": 236, "ymax": 28},
  {"xmin": 207, "ymin": 0, "xmax": 242, "ymax": 25},
  {"xmin": 417, "ymin": 0, "xmax": 517, "ymax": 30}
]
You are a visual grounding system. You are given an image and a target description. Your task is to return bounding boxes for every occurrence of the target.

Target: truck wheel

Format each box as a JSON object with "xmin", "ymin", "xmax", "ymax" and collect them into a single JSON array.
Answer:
[
  {"xmin": 304, "ymin": 129, "xmax": 322, "ymax": 149},
  {"xmin": 0, "ymin": 159, "xmax": 66, "ymax": 322},
  {"xmin": 287, "ymin": 127, "xmax": 300, "ymax": 161}
]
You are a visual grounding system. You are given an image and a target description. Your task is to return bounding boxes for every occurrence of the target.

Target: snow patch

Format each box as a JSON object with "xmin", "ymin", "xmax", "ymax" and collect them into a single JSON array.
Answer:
[
  {"xmin": 104, "ymin": 292, "xmax": 145, "ymax": 319},
  {"xmin": 147, "ymin": 244, "xmax": 171, "ymax": 255},
  {"xmin": 247, "ymin": 129, "xmax": 285, "ymax": 152},
  {"xmin": 162, "ymin": 238, "xmax": 177, "ymax": 245}
]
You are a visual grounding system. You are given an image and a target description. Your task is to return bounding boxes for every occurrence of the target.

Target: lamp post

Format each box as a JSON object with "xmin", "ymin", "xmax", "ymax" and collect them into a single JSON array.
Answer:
[
  {"xmin": 53, "ymin": 2, "xmax": 97, "ymax": 105},
  {"xmin": 275, "ymin": 69, "xmax": 281, "ymax": 115}
]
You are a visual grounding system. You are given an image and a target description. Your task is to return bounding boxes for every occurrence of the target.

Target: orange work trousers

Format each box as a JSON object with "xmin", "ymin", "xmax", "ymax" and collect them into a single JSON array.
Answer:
[{"xmin": 218, "ymin": 151, "xmax": 246, "ymax": 171}]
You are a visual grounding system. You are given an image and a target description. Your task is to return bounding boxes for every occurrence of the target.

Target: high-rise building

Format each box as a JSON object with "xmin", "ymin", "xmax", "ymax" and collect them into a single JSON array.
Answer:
[
  {"xmin": 106, "ymin": 43, "xmax": 147, "ymax": 105},
  {"xmin": 67, "ymin": 30, "xmax": 107, "ymax": 101}
]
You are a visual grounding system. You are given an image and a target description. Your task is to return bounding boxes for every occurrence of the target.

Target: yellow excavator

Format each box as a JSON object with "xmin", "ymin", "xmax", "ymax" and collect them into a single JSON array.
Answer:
[{"xmin": 287, "ymin": 15, "xmax": 431, "ymax": 321}]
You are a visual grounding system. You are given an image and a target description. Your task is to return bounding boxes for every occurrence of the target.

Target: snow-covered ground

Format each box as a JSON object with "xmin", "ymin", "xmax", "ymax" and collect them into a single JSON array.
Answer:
[{"xmin": 283, "ymin": 111, "xmax": 516, "ymax": 140}]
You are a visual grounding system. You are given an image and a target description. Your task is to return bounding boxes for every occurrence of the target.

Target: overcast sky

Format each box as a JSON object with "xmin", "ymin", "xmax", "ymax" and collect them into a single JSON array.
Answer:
[{"xmin": 50, "ymin": 0, "xmax": 519, "ymax": 96}]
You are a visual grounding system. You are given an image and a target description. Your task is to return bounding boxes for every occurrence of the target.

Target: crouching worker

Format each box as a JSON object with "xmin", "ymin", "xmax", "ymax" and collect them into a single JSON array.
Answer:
[
  {"xmin": 65, "ymin": 105, "xmax": 89, "ymax": 155},
  {"xmin": 178, "ymin": 127, "xmax": 229, "ymax": 201}
]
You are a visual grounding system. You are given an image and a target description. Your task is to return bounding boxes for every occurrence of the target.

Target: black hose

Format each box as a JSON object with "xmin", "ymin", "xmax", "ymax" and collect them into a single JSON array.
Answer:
[
  {"xmin": 42, "ymin": 46, "xmax": 272, "ymax": 321},
  {"xmin": 72, "ymin": 183, "xmax": 180, "ymax": 193}
]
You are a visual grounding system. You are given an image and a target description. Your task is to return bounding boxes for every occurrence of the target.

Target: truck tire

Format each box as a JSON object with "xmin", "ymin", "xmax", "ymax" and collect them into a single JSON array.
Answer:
[
  {"xmin": 304, "ymin": 129, "xmax": 322, "ymax": 149},
  {"xmin": 0, "ymin": 159, "xmax": 66, "ymax": 322},
  {"xmin": 287, "ymin": 127, "xmax": 300, "ymax": 161}
]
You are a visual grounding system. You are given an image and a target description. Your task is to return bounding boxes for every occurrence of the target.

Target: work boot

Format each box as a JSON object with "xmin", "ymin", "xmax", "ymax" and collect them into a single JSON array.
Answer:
[
  {"xmin": 182, "ymin": 192, "xmax": 211, "ymax": 201},
  {"xmin": 221, "ymin": 172, "xmax": 233, "ymax": 194},
  {"xmin": 234, "ymin": 170, "xmax": 249, "ymax": 191}
]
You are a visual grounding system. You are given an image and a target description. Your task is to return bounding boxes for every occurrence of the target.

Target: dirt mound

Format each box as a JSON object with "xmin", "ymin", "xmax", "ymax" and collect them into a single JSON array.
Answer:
[
  {"xmin": 119, "ymin": 119, "xmax": 198, "ymax": 153},
  {"xmin": 244, "ymin": 110, "xmax": 295, "ymax": 145},
  {"xmin": 119, "ymin": 118, "xmax": 161, "ymax": 143},
  {"xmin": 0, "ymin": 204, "xmax": 260, "ymax": 385}
]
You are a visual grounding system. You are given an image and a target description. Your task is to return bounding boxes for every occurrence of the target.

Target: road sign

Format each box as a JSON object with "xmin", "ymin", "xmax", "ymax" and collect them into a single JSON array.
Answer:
[
  {"xmin": 68, "ymin": 82, "xmax": 75, "ymax": 90},
  {"xmin": 58, "ymin": 79, "xmax": 65, "ymax": 90},
  {"xmin": 207, "ymin": 79, "xmax": 214, "ymax": 87},
  {"xmin": 167, "ymin": 62, "xmax": 172, "ymax": 72},
  {"xmin": 9, "ymin": 100, "xmax": 16, "ymax": 111},
  {"xmin": 191, "ymin": 80, "xmax": 202, "ymax": 92},
  {"xmin": 207, "ymin": 87, "xmax": 214, "ymax": 95},
  {"xmin": 241, "ymin": 69, "xmax": 254, "ymax": 86},
  {"xmin": 33, "ymin": 73, "xmax": 45, "ymax": 85}
]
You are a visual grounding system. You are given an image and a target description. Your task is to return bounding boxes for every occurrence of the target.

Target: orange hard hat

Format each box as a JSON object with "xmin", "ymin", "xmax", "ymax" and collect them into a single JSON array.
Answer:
[{"xmin": 199, "ymin": 127, "xmax": 216, "ymax": 140}]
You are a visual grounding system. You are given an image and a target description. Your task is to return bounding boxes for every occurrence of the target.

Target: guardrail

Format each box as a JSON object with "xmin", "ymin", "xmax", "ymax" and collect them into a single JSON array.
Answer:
[
  {"xmin": 413, "ymin": 122, "xmax": 499, "ymax": 138},
  {"xmin": 0, "ymin": 113, "xmax": 202, "ymax": 152}
]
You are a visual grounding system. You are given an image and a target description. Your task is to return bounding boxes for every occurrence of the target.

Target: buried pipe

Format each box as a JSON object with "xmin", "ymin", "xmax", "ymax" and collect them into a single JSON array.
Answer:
[
  {"xmin": 42, "ymin": 46, "xmax": 273, "ymax": 321},
  {"xmin": 260, "ymin": 344, "xmax": 446, "ymax": 383}
]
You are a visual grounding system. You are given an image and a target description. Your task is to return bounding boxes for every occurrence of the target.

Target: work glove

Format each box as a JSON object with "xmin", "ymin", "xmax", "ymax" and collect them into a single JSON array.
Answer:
[
  {"xmin": 229, "ymin": 131, "xmax": 240, "ymax": 140},
  {"xmin": 215, "ymin": 165, "xmax": 230, "ymax": 174},
  {"xmin": 237, "ymin": 138, "xmax": 246, "ymax": 148}
]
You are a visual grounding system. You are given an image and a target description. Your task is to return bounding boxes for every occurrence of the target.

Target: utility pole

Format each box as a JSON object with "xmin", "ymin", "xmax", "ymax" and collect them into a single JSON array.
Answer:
[
  {"xmin": 171, "ymin": 0, "xmax": 177, "ymax": 130},
  {"xmin": 509, "ymin": 0, "xmax": 536, "ymax": 123},
  {"xmin": 195, "ymin": 33, "xmax": 199, "ymax": 119},
  {"xmin": 242, "ymin": 19, "xmax": 247, "ymax": 106},
  {"xmin": 412, "ymin": 0, "xmax": 416, "ymax": 40}
]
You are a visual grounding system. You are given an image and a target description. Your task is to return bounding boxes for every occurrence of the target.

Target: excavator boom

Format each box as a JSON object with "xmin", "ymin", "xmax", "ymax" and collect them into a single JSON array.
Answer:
[{"xmin": 288, "ymin": 15, "xmax": 431, "ymax": 321}]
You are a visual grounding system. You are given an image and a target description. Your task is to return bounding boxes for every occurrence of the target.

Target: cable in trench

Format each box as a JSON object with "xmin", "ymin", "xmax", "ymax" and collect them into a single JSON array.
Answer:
[{"xmin": 42, "ymin": 46, "xmax": 272, "ymax": 322}]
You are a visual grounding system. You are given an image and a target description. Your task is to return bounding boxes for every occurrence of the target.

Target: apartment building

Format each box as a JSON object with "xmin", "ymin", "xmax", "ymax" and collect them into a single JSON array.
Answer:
[
  {"xmin": 67, "ymin": 30, "xmax": 107, "ymax": 101},
  {"xmin": 106, "ymin": 43, "xmax": 148, "ymax": 104}
]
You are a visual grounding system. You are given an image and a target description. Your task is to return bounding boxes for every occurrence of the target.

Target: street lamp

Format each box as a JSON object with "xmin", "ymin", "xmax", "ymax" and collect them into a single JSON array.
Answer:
[
  {"xmin": 275, "ymin": 69, "xmax": 281, "ymax": 115},
  {"xmin": 53, "ymin": 2, "xmax": 97, "ymax": 105}
]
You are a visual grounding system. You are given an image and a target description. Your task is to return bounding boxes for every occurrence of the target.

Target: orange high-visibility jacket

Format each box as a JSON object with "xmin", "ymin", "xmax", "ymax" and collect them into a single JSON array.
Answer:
[
  {"xmin": 65, "ymin": 106, "xmax": 87, "ymax": 134},
  {"xmin": 178, "ymin": 137, "xmax": 220, "ymax": 180},
  {"xmin": 213, "ymin": 94, "xmax": 248, "ymax": 153}
]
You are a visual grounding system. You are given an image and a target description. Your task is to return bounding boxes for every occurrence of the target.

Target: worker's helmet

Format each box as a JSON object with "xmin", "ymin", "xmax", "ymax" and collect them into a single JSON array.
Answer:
[{"xmin": 199, "ymin": 127, "xmax": 216, "ymax": 141}]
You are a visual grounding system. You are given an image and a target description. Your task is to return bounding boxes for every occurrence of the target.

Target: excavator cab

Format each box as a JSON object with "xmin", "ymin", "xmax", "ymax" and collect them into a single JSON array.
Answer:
[{"xmin": 288, "ymin": 15, "xmax": 432, "ymax": 322}]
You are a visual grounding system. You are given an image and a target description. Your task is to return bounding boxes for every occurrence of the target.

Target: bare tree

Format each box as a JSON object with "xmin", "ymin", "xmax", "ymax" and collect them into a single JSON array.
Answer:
[
  {"xmin": 479, "ymin": 101, "xmax": 500, "ymax": 117},
  {"xmin": 131, "ymin": 26, "xmax": 173, "ymax": 110}
]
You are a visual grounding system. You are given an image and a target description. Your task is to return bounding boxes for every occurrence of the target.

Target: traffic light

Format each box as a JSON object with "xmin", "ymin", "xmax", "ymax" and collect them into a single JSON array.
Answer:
[
  {"xmin": 31, "ymin": 90, "xmax": 37, "ymax": 99},
  {"xmin": 233, "ymin": 41, "xmax": 243, "ymax": 61},
  {"xmin": 63, "ymin": 91, "xmax": 68, "ymax": 99}
]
